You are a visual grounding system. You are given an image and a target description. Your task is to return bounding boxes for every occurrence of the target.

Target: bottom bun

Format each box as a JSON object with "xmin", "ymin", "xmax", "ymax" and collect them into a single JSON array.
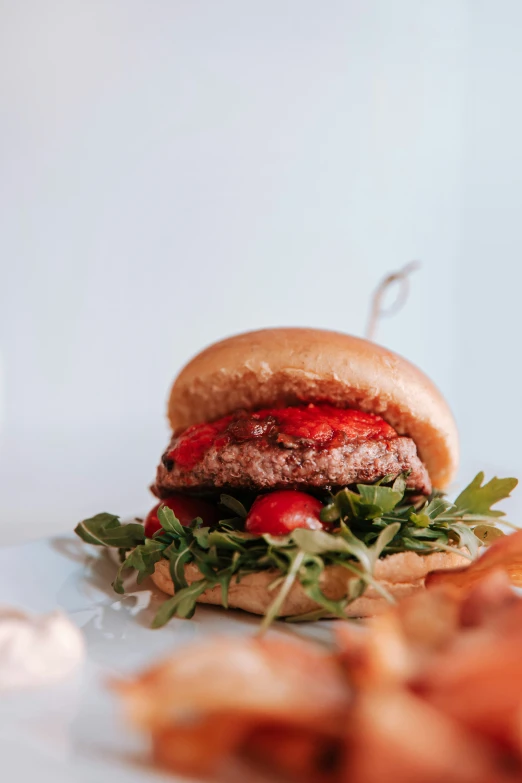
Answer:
[{"xmin": 151, "ymin": 550, "xmax": 470, "ymax": 618}]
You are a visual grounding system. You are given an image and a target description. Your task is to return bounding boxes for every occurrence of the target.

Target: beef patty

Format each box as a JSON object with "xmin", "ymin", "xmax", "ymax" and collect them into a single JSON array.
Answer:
[{"xmin": 154, "ymin": 404, "xmax": 432, "ymax": 496}]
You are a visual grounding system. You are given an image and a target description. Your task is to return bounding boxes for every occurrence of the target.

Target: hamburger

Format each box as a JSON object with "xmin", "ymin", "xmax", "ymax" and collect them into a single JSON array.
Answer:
[{"xmin": 75, "ymin": 328, "xmax": 517, "ymax": 627}]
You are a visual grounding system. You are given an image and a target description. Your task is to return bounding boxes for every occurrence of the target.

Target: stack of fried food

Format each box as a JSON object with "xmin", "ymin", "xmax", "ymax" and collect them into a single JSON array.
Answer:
[{"xmin": 115, "ymin": 531, "xmax": 522, "ymax": 783}]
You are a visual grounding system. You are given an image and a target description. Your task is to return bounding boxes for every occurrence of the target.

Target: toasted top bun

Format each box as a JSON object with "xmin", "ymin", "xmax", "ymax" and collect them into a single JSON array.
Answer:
[
  {"xmin": 168, "ymin": 328, "xmax": 459, "ymax": 489},
  {"xmin": 151, "ymin": 549, "xmax": 470, "ymax": 619}
]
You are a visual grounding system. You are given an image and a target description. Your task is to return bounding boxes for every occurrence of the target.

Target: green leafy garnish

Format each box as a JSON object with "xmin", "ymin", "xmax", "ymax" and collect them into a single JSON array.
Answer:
[
  {"xmin": 152, "ymin": 580, "xmax": 210, "ymax": 627},
  {"xmin": 75, "ymin": 513, "xmax": 145, "ymax": 548},
  {"xmin": 219, "ymin": 494, "xmax": 248, "ymax": 519},
  {"xmin": 454, "ymin": 473, "xmax": 518, "ymax": 518},
  {"xmin": 113, "ymin": 538, "xmax": 165, "ymax": 593},
  {"xmin": 74, "ymin": 472, "xmax": 518, "ymax": 629},
  {"xmin": 473, "ymin": 524, "xmax": 505, "ymax": 544}
]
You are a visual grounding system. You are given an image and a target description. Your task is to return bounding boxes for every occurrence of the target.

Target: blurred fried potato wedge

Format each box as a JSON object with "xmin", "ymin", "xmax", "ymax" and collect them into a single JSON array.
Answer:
[
  {"xmin": 113, "ymin": 636, "xmax": 350, "ymax": 733},
  {"xmin": 151, "ymin": 714, "xmax": 246, "ymax": 777},
  {"xmin": 346, "ymin": 687, "xmax": 516, "ymax": 783},
  {"xmin": 114, "ymin": 533, "xmax": 522, "ymax": 782}
]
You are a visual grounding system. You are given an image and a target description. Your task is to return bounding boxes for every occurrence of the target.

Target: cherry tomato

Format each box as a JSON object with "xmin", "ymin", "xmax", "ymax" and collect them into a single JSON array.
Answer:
[
  {"xmin": 245, "ymin": 490, "xmax": 325, "ymax": 536},
  {"xmin": 144, "ymin": 494, "xmax": 219, "ymax": 537}
]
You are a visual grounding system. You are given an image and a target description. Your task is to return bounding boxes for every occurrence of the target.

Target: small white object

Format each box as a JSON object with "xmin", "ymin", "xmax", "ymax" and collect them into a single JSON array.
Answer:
[{"xmin": 0, "ymin": 608, "xmax": 85, "ymax": 690}]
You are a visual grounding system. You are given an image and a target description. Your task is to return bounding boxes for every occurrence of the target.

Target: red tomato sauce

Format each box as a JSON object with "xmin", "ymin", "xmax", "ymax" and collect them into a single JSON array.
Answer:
[{"xmin": 168, "ymin": 404, "xmax": 396, "ymax": 471}]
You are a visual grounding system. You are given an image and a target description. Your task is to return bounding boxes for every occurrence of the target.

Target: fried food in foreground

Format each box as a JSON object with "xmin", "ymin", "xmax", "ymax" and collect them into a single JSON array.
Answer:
[
  {"xmin": 114, "ymin": 636, "xmax": 350, "ymax": 729},
  {"xmin": 426, "ymin": 528, "xmax": 522, "ymax": 591},
  {"xmin": 114, "ymin": 532, "xmax": 522, "ymax": 782}
]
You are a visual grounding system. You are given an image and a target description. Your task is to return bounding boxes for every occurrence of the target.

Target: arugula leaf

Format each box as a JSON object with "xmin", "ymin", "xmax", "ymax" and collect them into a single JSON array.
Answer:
[
  {"xmin": 113, "ymin": 538, "xmax": 165, "ymax": 593},
  {"xmin": 392, "ymin": 473, "xmax": 408, "ymax": 495},
  {"xmin": 410, "ymin": 512, "xmax": 431, "ymax": 528},
  {"xmin": 341, "ymin": 489, "xmax": 383, "ymax": 521},
  {"xmin": 320, "ymin": 502, "xmax": 342, "ymax": 523},
  {"xmin": 164, "ymin": 540, "xmax": 192, "ymax": 591},
  {"xmin": 423, "ymin": 497, "xmax": 454, "ymax": 520},
  {"xmin": 402, "ymin": 497, "xmax": 451, "ymax": 529},
  {"xmin": 297, "ymin": 557, "xmax": 348, "ymax": 620},
  {"xmin": 320, "ymin": 488, "xmax": 380, "ymax": 523},
  {"xmin": 220, "ymin": 494, "xmax": 248, "ymax": 519},
  {"xmin": 369, "ymin": 522, "xmax": 401, "ymax": 566},
  {"xmin": 454, "ymin": 473, "xmax": 518, "ymax": 518},
  {"xmin": 260, "ymin": 550, "xmax": 306, "ymax": 633},
  {"xmin": 407, "ymin": 527, "xmax": 449, "ymax": 543},
  {"xmin": 448, "ymin": 523, "xmax": 480, "ymax": 559},
  {"xmin": 290, "ymin": 528, "xmax": 356, "ymax": 556},
  {"xmin": 152, "ymin": 580, "xmax": 210, "ymax": 627},
  {"xmin": 215, "ymin": 570, "xmax": 233, "ymax": 609},
  {"xmin": 192, "ymin": 526, "xmax": 211, "ymax": 548},
  {"xmin": 208, "ymin": 529, "xmax": 256, "ymax": 549},
  {"xmin": 199, "ymin": 567, "xmax": 233, "ymax": 609},
  {"xmin": 338, "ymin": 524, "xmax": 374, "ymax": 572},
  {"xmin": 321, "ymin": 475, "xmax": 410, "ymax": 524},
  {"xmin": 336, "ymin": 559, "xmax": 395, "ymax": 603},
  {"xmin": 356, "ymin": 483, "xmax": 403, "ymax": 513},
  {"xmin": 286, "ymin": 523, "xmax": 400, "ymax": 623},
  {"xmin": 157, "ymin": 505, "xmax": 186, "ymax": 536},
  {"xmin": 474, "ymin": 524, "xmax": 505, "ymax": 545},
  {"xmin": 395, "ymin": 536, "xmax": 437, "ymax": 553},
  {"xmin": 75, "ymin": 513, "xmax": 145, "ymax": 548}
]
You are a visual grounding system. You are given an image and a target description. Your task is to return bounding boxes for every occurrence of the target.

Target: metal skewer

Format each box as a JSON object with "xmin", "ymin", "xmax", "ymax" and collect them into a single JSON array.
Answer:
[{"xmin": 365, "ymin": 261, "xmax": 421, "ymax": 341}]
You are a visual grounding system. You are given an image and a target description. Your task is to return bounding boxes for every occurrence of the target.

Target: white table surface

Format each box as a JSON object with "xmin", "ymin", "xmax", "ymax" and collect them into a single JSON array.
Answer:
[{"xmin": 0, "ymin": 532, "xmax": 333, "ymax": 782}]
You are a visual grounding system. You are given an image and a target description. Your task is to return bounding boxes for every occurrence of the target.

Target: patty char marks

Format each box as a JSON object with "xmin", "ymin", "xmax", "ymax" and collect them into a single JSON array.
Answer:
[{"xmin": 155, "ymin": 405, "xmax": 432, "ymax": 496}]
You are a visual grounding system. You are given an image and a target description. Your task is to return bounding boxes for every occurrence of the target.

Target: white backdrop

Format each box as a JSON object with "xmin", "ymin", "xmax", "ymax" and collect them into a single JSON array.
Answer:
[{"xmin": 1, "ymin": 1, "xmax": 521, "ymax": 542}]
